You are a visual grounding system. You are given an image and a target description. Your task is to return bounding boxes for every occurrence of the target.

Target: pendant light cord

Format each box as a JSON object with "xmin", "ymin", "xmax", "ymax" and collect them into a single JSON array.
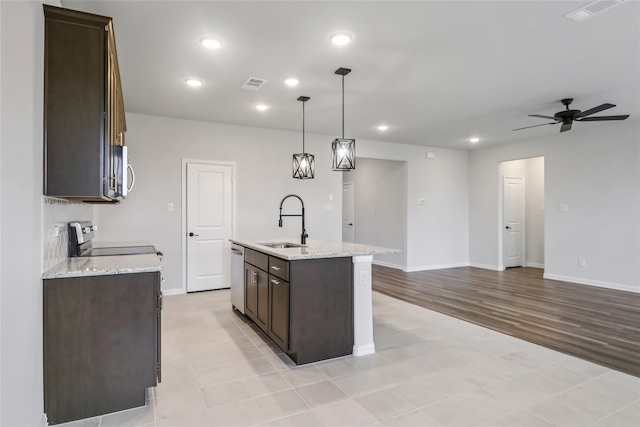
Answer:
[
  {"xmin": 341, "ymin": 75, "xmax": 345, "ymax": 139},
  {"xmin": 302, "ymin": 100, "xmax": 305, "ymax": 152}
]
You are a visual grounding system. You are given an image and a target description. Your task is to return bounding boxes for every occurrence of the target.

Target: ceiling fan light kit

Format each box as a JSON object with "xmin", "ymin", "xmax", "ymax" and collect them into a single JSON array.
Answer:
[
  {"xmin": 513, "ymin": 98, "xmax": 630, "ymax": 133},
  {"xmin": 331, "ymin": 67, "xmax": 356, "ymax": 171},
  {"xmin": 293, "ymin": 96, "xmax": 315, "ymax": 179}
]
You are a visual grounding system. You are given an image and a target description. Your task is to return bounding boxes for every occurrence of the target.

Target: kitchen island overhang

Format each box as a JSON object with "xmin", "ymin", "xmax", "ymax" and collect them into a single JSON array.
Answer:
[{"xmin": 230, "ymin": 238, "xmax": 399, "ymax": 363}]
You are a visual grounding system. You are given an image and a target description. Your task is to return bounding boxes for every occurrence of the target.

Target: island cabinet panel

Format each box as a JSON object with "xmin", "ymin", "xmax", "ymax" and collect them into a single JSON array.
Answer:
[
  {"xmin": 43, "ymin": 272, "xmax": 161, "ymax": 425},
  {"xmin": 288, "ymin": 257, "xmax": 353, "ymax": 364},
  {"xmin": 243, "ymin": 249, "xmax": 353, "ymax": 364}
]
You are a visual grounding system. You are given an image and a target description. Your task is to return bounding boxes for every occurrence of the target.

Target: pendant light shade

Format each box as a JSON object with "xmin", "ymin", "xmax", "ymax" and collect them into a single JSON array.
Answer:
[
  {"xmin": 293, "ymin": 96, "xmax": 315, "ymax": 179},
  {"xmin": 331, "ymin": 68, "xmax": 356, "ymax": 171}
]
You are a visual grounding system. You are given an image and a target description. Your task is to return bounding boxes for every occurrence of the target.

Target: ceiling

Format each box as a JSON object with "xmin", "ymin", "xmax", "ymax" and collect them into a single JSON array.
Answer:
[{"xmin": 62, "ymin": 0, "xmax": 639, "ymax": 150}]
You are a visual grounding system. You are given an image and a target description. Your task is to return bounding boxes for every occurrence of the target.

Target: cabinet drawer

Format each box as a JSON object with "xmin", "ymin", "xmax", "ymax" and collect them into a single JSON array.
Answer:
[
  {"xmin": 245, "ymin": 248, "xmax": 255, "ymax": 265},
  {"xmin": 245, "ymin": 249, "xmax": 268, "ymax": 271},
  {"xmin": 268, "ymin": 256, "xmax": 289, "ymax": 281}
]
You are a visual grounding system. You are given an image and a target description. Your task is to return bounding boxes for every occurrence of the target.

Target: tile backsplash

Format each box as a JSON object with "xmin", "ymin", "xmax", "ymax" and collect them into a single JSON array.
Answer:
[{"xmin": 42, "ymin": 196, "xmax": 93, "ymax": 272}]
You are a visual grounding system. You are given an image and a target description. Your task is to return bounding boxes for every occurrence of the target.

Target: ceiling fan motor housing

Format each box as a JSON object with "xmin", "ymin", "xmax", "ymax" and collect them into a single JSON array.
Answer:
[{"xmin": 555, "ymin": 110, "xmax": 581, "ymax": 121}]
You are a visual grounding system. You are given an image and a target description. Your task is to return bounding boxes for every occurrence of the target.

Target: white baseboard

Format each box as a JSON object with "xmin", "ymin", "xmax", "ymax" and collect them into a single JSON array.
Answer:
[
  {"xmin": 543, "ymin": 273, "xmax": 639, "ymax": 294},
  {"xmin": 372, "ymin": 260, "xmax": 404, "ymax": 270},
  {"xmin": 469, "ymin": 262, "xmax": 503, "ymax": 271},
  {"xmin": 525, "ymin": 262, "xmax": 544, "ymax": 269},
  {"xmin": 161, "ymin": 288, "xmax": 185, "ymax": 296},
  {"xmin": 404, "ymin": 262, "xmax": 470, "ymax": 273},
  {"xmin": 353, "ymin": 343, "xmax": 376, "ymax": 357}
]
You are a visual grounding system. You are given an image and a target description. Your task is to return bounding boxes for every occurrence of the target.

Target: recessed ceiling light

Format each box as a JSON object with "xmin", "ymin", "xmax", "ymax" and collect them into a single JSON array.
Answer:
[
  {"xmin": 469, "ymin": 137, "xmax": 480, "ymax": 143},
  {"xmin": 254, "ymin": 103, "xmax": 270, "ymax": 111},
  {"xmin": 200, "ymin": 37, "xmax": 223, "ymax": 49},
  {"xmin": 184, "ymin": 78, "xmax": 203, "ymax": 87},
  {"xmin": 330, "ymin": 32, "xmax": 353, "ymax": 46},
  {"xmin": 284, "ymin": 78, "xmax": 299, "ymax": 87},
  {"xmin": 377, "ymin": 125, "xmax": 389, "ymax": 131}
]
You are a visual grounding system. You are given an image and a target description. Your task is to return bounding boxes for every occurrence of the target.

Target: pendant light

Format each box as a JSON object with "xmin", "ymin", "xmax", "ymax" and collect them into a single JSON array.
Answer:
[
  {"xmin": 292, "ymin": 96, "xmax": 315, "ymax": 179},
  {"xmin": 331, "ymin": 68, "xmax": 356, "ymax": 171}
]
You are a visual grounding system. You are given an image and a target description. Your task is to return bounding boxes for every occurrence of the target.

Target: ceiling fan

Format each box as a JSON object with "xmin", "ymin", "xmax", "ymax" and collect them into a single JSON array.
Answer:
[{"xmin": 513, "ymin": 98, "xmax": 630, "ymax": 133}]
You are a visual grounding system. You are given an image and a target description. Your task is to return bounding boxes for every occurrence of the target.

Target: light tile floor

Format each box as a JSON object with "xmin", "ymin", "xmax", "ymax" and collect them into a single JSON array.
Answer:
[{"xmin": 56, "ymin": 289, "xmax": 639, "ymax": 427}]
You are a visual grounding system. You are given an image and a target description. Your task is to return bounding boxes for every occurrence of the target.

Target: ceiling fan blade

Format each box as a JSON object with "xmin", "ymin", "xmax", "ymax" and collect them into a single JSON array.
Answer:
[
  {"xmin": 560, "ymin": 122, "xmax": 572, "ymax": 132},
  {"xmin": 576, "ymin": 115, "xmax": 630, "ymax": 122},
  {"xmin": 528, "ymin": 114, "xmax": 558, "ymax": 120},
  {"xmin": 512, "ymin": 122, "xmax": 557, "ymax": 131},
  {"xmin": 577, "ymin": 103, "xmax": 615, "ymax": 118}
]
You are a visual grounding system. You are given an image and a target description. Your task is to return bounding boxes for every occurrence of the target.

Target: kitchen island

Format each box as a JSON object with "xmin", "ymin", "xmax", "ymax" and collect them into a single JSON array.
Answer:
[{"xmin": 230, "ymin": 238, "xmax": 399, "ymax": 364}]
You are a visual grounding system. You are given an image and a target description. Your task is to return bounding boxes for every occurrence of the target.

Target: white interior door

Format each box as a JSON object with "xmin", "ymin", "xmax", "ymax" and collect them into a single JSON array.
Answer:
[
  {"xmin": 186, "ymin": 163, "xmax": 233, "ymax": 292},
  {"xmin": 503, "ymin": 176, "xmax": 525, "ymax": 268},
  {"xmin": 342, "ymin": 182, "xmax": 355, "ymax": 243}
]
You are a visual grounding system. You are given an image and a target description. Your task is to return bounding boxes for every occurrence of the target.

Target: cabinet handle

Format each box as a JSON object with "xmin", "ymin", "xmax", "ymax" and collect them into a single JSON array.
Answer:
[
  {"xmin": 271, "ymin": 266, "xmax": 281, "ymax": 271},
  {"xmin": 271, "ymin": 279, "xmax": 280, "ymax": 285},
  {"xmin": 252, "ymin": 271, "xmax": 257, "ymax": 284}
]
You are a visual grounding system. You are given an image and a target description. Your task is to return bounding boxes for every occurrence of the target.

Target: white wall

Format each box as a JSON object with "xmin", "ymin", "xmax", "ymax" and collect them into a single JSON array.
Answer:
[
  {"xmin": 357, "ymin": 141, "xmax": 470, "ymax": 271},
  {"xmin": 525, "ymin": 157, "xmax": 544, "ymax": 267},
  {"xmin": 346, "ymin": 158, "xmax": 407, "ymax": 268},
  {"xmin": 95, "ymin": 113, "xmax": 344, "ymax": 293},
  {"xmin": 0, "ymin": 1, "xmax": 46, "ymax": 425},
  {"xmin": 470, "ymin": 121, "xmax": 640, "ymax": 292}
]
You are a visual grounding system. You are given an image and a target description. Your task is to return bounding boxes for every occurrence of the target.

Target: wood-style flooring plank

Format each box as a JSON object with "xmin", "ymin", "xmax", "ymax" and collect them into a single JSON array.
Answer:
[{"xmin": 372, "ymin": 265, "xmax": 640, "ymax": 377}]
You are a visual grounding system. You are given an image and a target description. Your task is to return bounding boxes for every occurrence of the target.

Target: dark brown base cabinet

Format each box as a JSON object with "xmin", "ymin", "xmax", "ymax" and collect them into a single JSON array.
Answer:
[
  {"xmin": 244, "ymin": 249, "xmax": 353, "ymax": 365},
  {"xmin": 44, "ymin": 272, "xmax": 161, "ymax": 425}
]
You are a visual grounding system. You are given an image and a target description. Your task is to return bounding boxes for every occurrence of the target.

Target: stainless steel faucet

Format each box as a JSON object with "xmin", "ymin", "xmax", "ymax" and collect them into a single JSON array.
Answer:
[{"xmin": 278, "ymin": 194, "xmax": 308, "ymax": 244}]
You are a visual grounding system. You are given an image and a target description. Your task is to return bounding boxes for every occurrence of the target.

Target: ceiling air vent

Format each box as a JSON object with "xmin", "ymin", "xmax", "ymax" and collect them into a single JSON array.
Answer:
[
  {"xmin": 564, "ymin": 0, "xmax": 625, "ymax": 22},
  {"xmin": 241, "ymin": 77, "xmax": 267, "ymax": 91}
]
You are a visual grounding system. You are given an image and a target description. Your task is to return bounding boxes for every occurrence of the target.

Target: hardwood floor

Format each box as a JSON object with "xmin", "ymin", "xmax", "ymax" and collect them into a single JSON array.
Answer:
[{"xmin": 372, "ymin": 265, "xmax": 640, "ymax": 377}]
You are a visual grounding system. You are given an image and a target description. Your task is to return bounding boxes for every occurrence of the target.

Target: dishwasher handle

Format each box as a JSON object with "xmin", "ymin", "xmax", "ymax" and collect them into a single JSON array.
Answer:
[{"xmin": 231, "ymin": 248, "xmax": 243, "ymax": 255}]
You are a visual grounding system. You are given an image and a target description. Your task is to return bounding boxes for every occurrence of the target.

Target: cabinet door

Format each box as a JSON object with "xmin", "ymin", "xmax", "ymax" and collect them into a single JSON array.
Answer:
[
  {"xmin": 254, "ymin": 268, "xmax": 269, "ymax": 331},
  {"xmin": 244, "ymin": 263, "xmax": 257, "ymax": 321},
  {"xmin": 44, "ymin": 10, "xmax": 107, "ymax": 199},
  {"xmin": 44, "ymin": 272, "xmax": 158, "ymax": 424},
  {"xmin": 268, "ymin": 275, "xmax": 289, "ymax": 351}
]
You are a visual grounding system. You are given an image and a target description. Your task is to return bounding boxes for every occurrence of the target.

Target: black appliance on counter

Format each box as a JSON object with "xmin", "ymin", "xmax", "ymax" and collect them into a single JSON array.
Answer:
[{"xmin": 68, "ymin": 221, "xmax": 160, "ymax": 258}]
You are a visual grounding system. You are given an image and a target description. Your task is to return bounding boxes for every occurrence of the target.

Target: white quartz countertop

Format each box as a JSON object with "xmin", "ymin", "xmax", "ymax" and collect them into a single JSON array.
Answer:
[
  {"xmin": 42, "ymin": 253, "xmax": 162, "ymax": 279},
  {"xmin": 230, "ymin": 238, "xmax": 400, "ymax": 260}
]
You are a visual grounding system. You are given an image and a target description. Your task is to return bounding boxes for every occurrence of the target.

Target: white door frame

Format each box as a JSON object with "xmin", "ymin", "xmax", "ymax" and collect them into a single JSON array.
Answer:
[{"xmin": 181, "ymin": 159, "xmax": 236, "ymax": 294}]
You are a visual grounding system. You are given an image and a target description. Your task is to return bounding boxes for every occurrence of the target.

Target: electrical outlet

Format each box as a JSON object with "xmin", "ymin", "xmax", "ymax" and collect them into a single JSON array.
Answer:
[
  {"xmin": 359, "ymin": 270, "xmax": 368, "ymax": 285},
  {"xmin": 578, "ymin": 259, "xmax": 586, "ymax": 268}
]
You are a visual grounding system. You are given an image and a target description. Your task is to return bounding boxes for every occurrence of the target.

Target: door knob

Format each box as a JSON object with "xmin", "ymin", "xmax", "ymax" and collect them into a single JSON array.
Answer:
[
  {"xmin": 189, "ymin": 232, "xmax": 199, "ymax": 237},
  {"xmin": 505, "ymin": 226, "xmax": 512, "ymax": 230}
]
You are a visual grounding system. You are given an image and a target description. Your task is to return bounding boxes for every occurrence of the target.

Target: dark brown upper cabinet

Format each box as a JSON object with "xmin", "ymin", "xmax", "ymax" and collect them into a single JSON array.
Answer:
[{"xmin": 43, "ymin": 5, "xmax": 126, "ymax": 202}]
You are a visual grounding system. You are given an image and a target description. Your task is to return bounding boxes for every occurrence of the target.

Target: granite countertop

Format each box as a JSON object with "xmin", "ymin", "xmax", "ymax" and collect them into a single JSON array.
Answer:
[
  {"xmin": 230, "ymin": 238, "xmax": 400, "ymax": 260},
  {"xmin": 42, "ymin": 253, "xmax": 162, "ymax": 279}
]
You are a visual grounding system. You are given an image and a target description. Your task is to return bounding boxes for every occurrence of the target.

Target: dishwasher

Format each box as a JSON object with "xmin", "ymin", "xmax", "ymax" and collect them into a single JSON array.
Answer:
[{"xmin": 230, "ymin": 244, "xmax": 245, "ymax": 314}]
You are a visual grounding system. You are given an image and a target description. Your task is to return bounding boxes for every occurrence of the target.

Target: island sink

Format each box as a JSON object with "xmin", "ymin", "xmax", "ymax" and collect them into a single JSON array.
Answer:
[{"xmin": 258, "ymin": 242, "xmax": 306, "ymax": 249}]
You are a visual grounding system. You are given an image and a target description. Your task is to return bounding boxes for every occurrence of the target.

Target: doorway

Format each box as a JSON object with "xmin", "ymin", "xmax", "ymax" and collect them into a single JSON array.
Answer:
[
  {"xmin": 499, "ymin": 157, "xmax": 544, "ymax": 270},
  {"xmin": 182, "ymin": 160, "xmax": 235, "ymax": 293},
  {"xmin": 342, "ymin": 182, "xmax": 354, "ymax": 243},
  {"xmin": 343, "ymin": 158, "xmax": 407, "ymax": 269}
]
